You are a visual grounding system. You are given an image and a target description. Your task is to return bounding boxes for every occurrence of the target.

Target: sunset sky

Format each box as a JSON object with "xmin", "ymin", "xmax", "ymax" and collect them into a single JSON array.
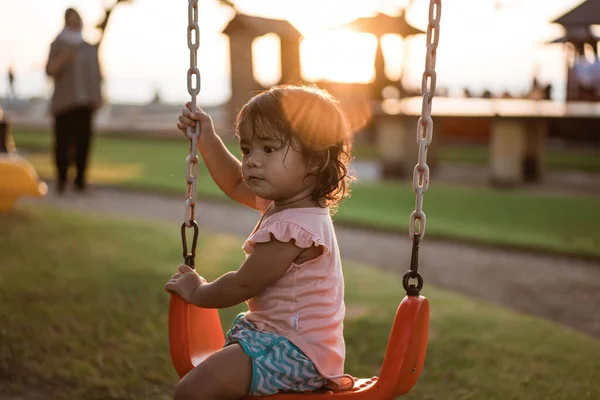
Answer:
[{"xmin": 0, "ymin": 0, "xmax": 593, "ymax": 105}]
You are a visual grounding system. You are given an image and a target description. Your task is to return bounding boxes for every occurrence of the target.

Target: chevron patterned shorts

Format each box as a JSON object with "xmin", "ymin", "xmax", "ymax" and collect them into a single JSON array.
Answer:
[{"xmin": 224, "ymin": 313, "xmax": 328, "ymax": 397}]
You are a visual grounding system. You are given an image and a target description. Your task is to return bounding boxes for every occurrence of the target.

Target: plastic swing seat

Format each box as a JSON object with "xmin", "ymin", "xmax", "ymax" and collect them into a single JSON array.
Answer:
[{"xmin": 169, "ymin": 293, "xmax": 429, "ymax": 399}]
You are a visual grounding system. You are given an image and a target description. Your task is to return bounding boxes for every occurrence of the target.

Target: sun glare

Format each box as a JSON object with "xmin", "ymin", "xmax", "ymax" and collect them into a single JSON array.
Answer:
[
  {"xmin": 300, "ymin": 30, "xmax": 378, "ymax": 83},
  {"xmin": 281, "ymin": 3, "xmax": 411, "ymax": 84},
  {"xmin": 252, "ymin": 33, "xmax": 282, "ymax": 87},
  {"xmin": 267, "ymin": 1, "xmax": 406, "ymax": 84},
  {"xmin": 380, "ymin": 34, "xmax": 406, "ymax": 82}
]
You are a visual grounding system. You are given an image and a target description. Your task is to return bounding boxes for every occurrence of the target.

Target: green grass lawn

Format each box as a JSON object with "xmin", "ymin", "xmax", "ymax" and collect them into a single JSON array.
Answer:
[
  {"xmin": 439, "ymin": 144, "xmax": 600, "ymax": 173},
  {"xmin": 351, "ymin": 141, "xmax": 600, "ymax": 173},
  {"xmin": 10, "ymin": 129, "xmax": 600, "ymax": 259},
  {"xmin": 1, "ymin": 206, "xmax": 599, "ymax": 399}
]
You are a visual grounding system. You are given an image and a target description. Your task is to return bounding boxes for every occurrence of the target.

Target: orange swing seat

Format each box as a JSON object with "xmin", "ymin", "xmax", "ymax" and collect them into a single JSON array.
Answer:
[{"xmin": 169, "ymin": 293, "xmax": 429, "ymax": 399}]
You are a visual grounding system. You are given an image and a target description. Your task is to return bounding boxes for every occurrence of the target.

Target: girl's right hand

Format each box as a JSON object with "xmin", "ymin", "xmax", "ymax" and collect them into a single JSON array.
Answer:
[
  {"xmin": 164, "ymin": 264, "xmax": 207, "ymax": 305},
  {"xmin": 177, "ymin": 102, "xmax": 217, "ymax": 144}
]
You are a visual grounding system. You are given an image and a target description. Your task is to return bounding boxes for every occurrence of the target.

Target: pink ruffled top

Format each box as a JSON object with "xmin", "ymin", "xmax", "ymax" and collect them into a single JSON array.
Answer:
[{"xmin": 242, "ymin": 201, "xmax": 353, "ymax": 389}]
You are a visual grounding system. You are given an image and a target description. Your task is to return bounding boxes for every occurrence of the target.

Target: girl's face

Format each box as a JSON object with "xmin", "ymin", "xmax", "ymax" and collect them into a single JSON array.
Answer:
[{"xmin": 238, "ymin": 119, "xmax": 316, "ymax": 204}]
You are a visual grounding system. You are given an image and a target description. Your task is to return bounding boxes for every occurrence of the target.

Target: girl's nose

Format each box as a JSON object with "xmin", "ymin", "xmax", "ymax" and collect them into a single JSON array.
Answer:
[{"xmin": 246, "ymin": 155, "xmax": 261, "ymax": 168}]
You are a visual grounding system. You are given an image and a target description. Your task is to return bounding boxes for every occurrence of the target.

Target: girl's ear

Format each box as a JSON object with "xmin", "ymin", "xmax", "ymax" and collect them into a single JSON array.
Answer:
[{"xmin": 307, "ymin": 149, "xmax": 330, "ymax": 174}]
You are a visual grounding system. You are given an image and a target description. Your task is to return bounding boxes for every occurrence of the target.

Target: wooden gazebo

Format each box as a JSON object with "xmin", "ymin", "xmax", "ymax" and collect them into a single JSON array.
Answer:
[
  {"xmin": 552, "ymin": 0, "xmax": 600, "ymax": 26},
  {"xmin": 549, "ymin": 0, "xmax": 600, "ymax": 101}
]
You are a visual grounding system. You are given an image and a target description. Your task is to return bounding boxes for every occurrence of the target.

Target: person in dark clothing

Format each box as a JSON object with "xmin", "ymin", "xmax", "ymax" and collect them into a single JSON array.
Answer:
[
  {"xmin": 45, "ymin": 8, "xmax": 103, "ymax": 193},
  {"xmin": 7, "ymin": 66, "xmax": 16, "ymax": 101}
]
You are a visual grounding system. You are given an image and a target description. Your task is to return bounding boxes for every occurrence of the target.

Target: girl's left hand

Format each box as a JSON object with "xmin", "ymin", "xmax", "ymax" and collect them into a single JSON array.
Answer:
[{"xmin": 165, "ymin": 264, "xmax": 206, "ymax": 304}]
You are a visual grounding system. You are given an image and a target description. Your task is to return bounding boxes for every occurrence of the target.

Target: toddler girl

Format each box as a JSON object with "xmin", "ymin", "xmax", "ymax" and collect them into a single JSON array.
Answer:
[{"xmin": 165, "ymin": 85, "xmax": 355, "ymax": 400}]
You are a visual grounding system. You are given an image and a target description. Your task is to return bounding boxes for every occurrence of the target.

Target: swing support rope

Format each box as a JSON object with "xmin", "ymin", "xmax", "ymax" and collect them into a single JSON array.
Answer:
[
  {"xmin": 181, "ymin": 0, "xmax": 201, "ymax": 269},
  {"xmin": 403, "ymin": 0, "xmax": 441, "ymax": 297}
]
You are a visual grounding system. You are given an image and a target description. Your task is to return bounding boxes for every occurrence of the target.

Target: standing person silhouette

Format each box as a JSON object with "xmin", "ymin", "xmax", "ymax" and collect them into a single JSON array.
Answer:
[
  {"xmin": 7, "ymin": 66, "xmax": 16, "ymax": 101},
  {"xmin": 45, "ymin": 8, "xmax": 103, "ymax": 193}
]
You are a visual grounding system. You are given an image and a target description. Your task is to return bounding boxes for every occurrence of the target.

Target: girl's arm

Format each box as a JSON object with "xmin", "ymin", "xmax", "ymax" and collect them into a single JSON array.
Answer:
[
  {"xmin": 191, "ymin": 239, "xmax": 303, "ymax": 308},
  {"xmin": 178, "ymin": 105, "xmax": 259, "ymax": 210}
]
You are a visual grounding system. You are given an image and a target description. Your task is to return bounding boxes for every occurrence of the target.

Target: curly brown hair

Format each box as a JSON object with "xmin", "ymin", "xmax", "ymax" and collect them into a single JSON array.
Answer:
[{"xmin": 235, "ymin": 85, "xmax": 355, "ymax": 210}]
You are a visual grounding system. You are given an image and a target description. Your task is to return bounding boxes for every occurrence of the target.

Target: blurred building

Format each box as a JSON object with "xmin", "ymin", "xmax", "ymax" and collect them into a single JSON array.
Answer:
[
  {"xmin": 222, "ymin": 13, "xmax": 302, "ymax": 122},
  {"xmin": 548, "ymin": 0, "xmax": 600, "ymax": 101}
]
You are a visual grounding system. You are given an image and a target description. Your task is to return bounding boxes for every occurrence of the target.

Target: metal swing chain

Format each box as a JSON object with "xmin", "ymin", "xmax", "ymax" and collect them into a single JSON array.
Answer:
[
  {"xmin": 403, "ymin": 0, "xmax": 441, "ymax": 296},
  {"xmin": 181, "ymin": 0, "xmax": 201, "ymax": 268}
]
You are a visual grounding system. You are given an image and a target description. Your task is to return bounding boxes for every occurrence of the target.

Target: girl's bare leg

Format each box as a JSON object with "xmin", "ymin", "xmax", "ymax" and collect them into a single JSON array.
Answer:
[{"xmin": 174, "ymin": 343, "xmax": 252, "ymax": 400}]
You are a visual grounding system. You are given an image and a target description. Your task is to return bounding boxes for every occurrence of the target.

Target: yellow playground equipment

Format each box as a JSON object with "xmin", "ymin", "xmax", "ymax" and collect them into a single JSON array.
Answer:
[{"xmin": 0, "ymin": 110, "xmax": 48, "ymax": 212}]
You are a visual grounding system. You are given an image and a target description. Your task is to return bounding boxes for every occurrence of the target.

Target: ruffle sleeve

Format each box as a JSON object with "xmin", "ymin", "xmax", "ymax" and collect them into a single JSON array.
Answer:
[{"xmin": 242, "ymin": 219, "xmax": 329, "ymax": 257}]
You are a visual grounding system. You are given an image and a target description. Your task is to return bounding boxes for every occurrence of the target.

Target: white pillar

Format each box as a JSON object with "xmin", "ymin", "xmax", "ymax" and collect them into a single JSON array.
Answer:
[{"xmin": 489, "ymin": 118, "xmax": 545, "ymax": 186}]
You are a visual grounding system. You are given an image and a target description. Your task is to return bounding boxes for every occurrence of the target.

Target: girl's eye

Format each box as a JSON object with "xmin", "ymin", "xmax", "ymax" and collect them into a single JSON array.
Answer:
[
  {"xmin": 264, "ymin": 146, "xmax": 274, "ymax": 154},
  {"xmin": 241, "ymin": 147, "xmax": 250, "ymax": 155}
]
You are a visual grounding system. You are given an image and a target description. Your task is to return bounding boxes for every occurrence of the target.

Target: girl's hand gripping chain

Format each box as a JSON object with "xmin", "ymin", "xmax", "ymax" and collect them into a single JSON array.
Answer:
[{"xmin": 177, "ymin": 102, "xmax": 217, "ymax": 146}]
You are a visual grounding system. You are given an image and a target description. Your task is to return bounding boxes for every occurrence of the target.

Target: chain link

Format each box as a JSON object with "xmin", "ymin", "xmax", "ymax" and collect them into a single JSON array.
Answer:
[
  {"xmin": 182, "ymin": 0, "xmax": 201, "ymax": 267},
  {"xmin": 184, "ymin": 0, "xmax": 200, "ymax": 228},
  {"xmin": 409, "ymin": 0, "xmax": 441, "ymax": 242},
  {"xmin": 404, "ymin": 0, "xmax": 441, "ymax": 296}
]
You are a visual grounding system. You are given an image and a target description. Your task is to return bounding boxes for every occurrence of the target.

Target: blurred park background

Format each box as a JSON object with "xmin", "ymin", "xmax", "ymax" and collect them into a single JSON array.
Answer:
[{"xmin": 1, "ymin": 0, "xmax": 600, "ymax": 399}]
